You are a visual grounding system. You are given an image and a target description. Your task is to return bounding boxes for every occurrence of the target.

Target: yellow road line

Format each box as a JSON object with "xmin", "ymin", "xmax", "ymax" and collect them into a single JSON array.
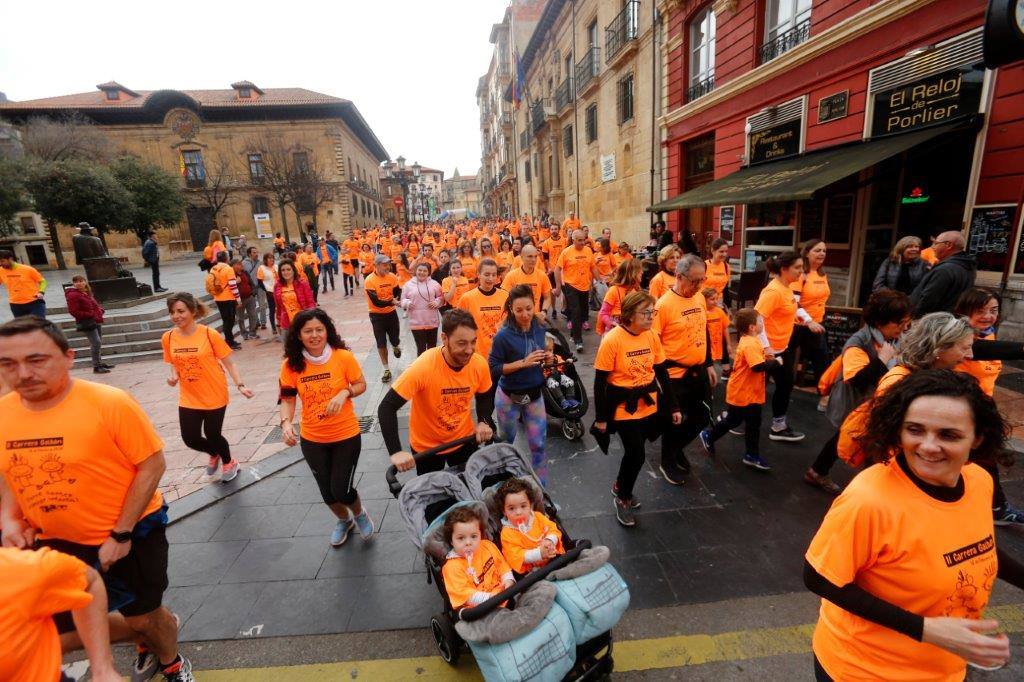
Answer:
[{"xmin": 189, "ymin": 603, "xmax": 1024, "ymax": 678}]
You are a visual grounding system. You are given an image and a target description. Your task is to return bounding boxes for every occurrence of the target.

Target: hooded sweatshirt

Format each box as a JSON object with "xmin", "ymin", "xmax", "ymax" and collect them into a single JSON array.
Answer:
[
  {"xmin": 909, "ymin": 251, "xmax": 977, "ymax": 316},
  {"xmin": 488, "ymin": 317, "xmax": 549, "ymax": 392}
]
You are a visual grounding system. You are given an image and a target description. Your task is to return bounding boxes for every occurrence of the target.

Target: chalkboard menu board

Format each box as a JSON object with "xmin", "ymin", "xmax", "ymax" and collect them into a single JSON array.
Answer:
[
  {"xmin": 822, "ymin": 307, "xmax": 863, "ymax": 361},
  {"xmin": 967, "ymin": 205, "xmax": 1016, "ymax": 272}
]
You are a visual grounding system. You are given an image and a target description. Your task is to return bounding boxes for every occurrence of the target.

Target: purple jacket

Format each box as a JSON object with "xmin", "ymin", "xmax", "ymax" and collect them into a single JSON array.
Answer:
[{"xmin": 400, "ymin": 278, "xmax": 443, "ymax": 330}]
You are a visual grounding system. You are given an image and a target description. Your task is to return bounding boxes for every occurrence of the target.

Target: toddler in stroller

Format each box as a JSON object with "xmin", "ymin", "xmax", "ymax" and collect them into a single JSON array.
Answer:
[
  {"xmin": 540, "ymin": 329, "xmax": 589, "ymax": 441},
  {"xmin": 442, "ymin": 505, "xmax": 515, "ymax": 609},
  {"xmin": 497, "ymin": 477, "xmax": 564, "ymax": 574},
  {"xmin": 544, "ymin": 335, "xmax": 580, "ymax": 411}
]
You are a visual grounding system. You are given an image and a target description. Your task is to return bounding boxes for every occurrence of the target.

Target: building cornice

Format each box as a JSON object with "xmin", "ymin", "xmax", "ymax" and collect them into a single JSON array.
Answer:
[{"xmin": 658, "ymin": 0, "xmax": 940, "ymax": 129}]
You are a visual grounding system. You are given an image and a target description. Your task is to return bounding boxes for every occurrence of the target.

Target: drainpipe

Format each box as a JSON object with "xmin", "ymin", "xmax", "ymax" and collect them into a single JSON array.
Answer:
[{"xmin": 649, "ymin": 5, "xmax": 662, "ymax": 228}]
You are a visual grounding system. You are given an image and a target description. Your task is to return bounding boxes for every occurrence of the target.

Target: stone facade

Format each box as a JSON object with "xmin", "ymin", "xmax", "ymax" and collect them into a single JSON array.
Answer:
[
  {"xmin": 442, "ymin": 169, "xmax": 484, "ymax": 217},
  {"xmin": 0, "ymin": 82, "xmax": 389, "ymax": 265}
]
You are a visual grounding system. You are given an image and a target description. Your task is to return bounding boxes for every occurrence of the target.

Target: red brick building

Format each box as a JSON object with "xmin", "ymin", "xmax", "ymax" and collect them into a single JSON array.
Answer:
[{"xmin": 655, "ymin": 0, "xmax": 1024, "ymax": 333}]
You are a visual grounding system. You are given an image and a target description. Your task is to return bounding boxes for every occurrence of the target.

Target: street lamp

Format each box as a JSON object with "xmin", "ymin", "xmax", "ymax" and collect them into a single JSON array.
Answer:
[{"xmin": 412, "ymin": 162, "xmax": 423, "ymax": 224}]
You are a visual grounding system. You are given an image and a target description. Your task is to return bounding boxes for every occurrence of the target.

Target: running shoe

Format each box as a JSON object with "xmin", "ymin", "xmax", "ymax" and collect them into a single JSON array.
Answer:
[
  {"xmin": 768, "ymin": 427, "xmax": 805, "ymax": 442},
  {"xmin": 614, "ymin": 497, "xmax": 637, "ymax": 527},
  {"xmin": 728, "ymin": 428, "xmax": 744, "ymax": 436},
  {"xmin": 698, "ymin": 428, "xmax": 715, "ymax": 456},
  {"xmin": 742, "ymin": 453, "xmax": 772, "ymax": 471},
  {"xmin": 354, "ymin": 510, "xmax": 375, "ymax": 539},
  {"xmin": 817, "ymin": 396, "xmax": 829, "ymax": 413},
  {"xmin": 560, "ymin": 398, "xmax": 580, "ymax": 410},
  {"xmin": 659, "ymin": 462, "xmax": 687, "ymax": 486},
  {"xmin": 93, "ymin": 366, "xmax": 111, "ymax": 374},
  {"xmin": 393, "ymin": 345, "xmax": 402, "ymax": 359},
  {"xmin": 381, "ymin": 369, "xmax": 392, "ymax": 383},
  {"xmin": 804, "ymin": 469, "xmax": 842, "ymax": 495},
  {"xmin": 994, "ymin": 505, "xmax": 1024, "ymax": 526},
  {"xmin": 678, "ymin": 452, "xmax": 692, "ymax": 475},
  {"xmin": 132, "ymin": 614, "xmax": 181, "ymax": 681},
  {"xmin": 574, "ymin": 342, "xmax": 584, "ymax": 352},
  {"xmin": 161, "ymin": 656, "xmax": 195, "ymax": 682},
  {"xmin": 610, "ymin": 482, "xmax": 641, "ymax": 508},
  {"xmin": 330, "ymin": 517, "xmax": 355, "ymax": 547},
  {"xmin": 205, "ymin": 456, "xmax": 220, "ymax": 477},
  {"xmin": 220, "ymin": 461, "xmax": 239, "ymax": 482}
]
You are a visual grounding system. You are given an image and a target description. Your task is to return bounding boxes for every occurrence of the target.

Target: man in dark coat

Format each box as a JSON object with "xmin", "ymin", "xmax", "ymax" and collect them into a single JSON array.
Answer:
[
  {"xmin": 141, "ymin": 231, "xmax": 167, "ymax": 292},
  {"xmin": 909, "ymin": 230, "xmax": 976, "ymax": 316}
]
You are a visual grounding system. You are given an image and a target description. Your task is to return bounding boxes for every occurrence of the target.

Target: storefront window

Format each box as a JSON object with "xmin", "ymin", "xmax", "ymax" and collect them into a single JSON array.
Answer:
[
  {"xmin": 867, "ymin": 157, "xmax": 900, "ymax": 226},
  {"xmin": 746, "ymin": 201, "xmax": 796, "ymax": 227}
]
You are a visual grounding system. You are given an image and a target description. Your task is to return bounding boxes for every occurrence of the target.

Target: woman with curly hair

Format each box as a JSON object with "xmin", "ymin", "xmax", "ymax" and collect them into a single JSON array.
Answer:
[
  {"xmin": 805, "ymin": 369, "xmax": 1024, "ymax": 681},
  {"xmin": 279, "ymin": 308, "xmax": 375, "ymax": 546}
]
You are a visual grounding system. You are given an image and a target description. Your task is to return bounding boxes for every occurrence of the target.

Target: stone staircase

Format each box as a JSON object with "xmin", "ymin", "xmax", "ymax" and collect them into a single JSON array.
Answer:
[{"xmin": 58, "ymin": 296, "xmax": 225, "ymax": 369}]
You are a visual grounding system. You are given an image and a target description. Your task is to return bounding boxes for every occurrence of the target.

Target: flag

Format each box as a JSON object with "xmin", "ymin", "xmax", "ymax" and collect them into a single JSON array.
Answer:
[
  {"xmin": 513, "ymin": 48, "xmax": 527, "ymax": 110},
  {"xmin": 178, "ymin": 152, "xmax": 186, "ymax": 177}
]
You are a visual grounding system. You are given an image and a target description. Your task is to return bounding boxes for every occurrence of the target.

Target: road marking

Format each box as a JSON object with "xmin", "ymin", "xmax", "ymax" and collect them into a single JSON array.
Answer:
[{"xmin": 184, "ymin": 603, "xmax": 1024, "ymax": 677}]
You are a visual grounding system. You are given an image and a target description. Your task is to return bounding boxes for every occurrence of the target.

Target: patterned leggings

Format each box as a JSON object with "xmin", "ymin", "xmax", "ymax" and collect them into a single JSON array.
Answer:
[{"xmin": 495, "ymin": 386, "xmax": 549, "ymax": 486}]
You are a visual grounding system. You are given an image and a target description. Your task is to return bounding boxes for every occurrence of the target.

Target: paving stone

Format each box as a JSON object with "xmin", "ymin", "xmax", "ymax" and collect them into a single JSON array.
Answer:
[
  {"xmin": 210, "ymin": 504, "xmax": 311, "ymax": 542},
  {"xmin": 317, "ymin": 531, "xmax": 421, "ymax": 578},
  {"xmin": 221, "ymin": 536, "xmax": 331, "ymax": 583},
  {"xmin": 346, "ymin": 573, "xmax": 438, "ymax": 631},
  {"xmin": 166, "ymin": 511, "xmax": 226, "ymax": 544},
  {"xmin": 247, "ymin": 577, "xmax": 363, "ymax": 636},
  {"xmin": 168, "ymin": 540, "xmax": 248, "ymax": 588},
  {"xmin": 275, "ymin": 476, "xmax": 330, "ymax": 505},
  {"xmin": 179, "ymin": 582, "xmax": 269, "ymax": 641},
  {"xmin": 163, "ymin": 584, "xmax": 214, "ymax": 627}
]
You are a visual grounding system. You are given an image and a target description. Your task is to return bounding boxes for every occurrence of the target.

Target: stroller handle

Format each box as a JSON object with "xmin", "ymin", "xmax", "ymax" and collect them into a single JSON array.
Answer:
[
  {"xmin": 457, "ymin": 539, "xmax": 593, "ymax": 623},
  {"xmin": 385, "ymin": 435, "xmax": 479, "ymax": 497}
]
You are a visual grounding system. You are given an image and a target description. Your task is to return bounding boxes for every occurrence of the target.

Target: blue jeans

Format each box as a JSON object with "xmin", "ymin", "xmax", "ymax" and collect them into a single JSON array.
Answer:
[
  {"xmin": 10, "ymin": 299, "xmax": 46, "ymax": 318},
  {"xmin": 494, "ymin": 386, "xmax": 549, "ymax": 485}
]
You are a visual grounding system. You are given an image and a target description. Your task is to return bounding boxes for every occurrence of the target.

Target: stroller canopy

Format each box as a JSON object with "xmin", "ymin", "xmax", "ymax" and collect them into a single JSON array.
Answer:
[
  {"xmin": 463, "ymin": 443, "xmax": 541, "ymax": 501},
  {"xmin": 398, "ymin": 470, "xmax": 475, "ymax": 550}
]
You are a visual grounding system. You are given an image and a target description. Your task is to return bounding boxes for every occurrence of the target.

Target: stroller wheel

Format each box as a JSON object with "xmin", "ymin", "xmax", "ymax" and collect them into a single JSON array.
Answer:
[
  {"xmin": 431, "ymin": 613, "xmax": 461, "ymax": 665},
  {"xmin": 562, "ymin": 419, "xmax": 585, "ymax": 441}
]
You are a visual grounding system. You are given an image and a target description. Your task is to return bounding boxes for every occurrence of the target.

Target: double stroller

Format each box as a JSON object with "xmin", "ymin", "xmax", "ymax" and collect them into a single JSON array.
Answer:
[
  {"xmin": 540, "ymin": 327, "xmax": 589, "ymax": 441},
  {"xmin": 387, "ymin": 440, "xmax": 629, "ymax": 681}
]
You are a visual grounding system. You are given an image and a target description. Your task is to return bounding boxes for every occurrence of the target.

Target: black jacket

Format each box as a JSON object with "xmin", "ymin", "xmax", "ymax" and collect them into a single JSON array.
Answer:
[
  {"xmin": 909, "ymin": 251, "xmax": 976, "ymax": 316},
  {"xmin": 872, "ymin": 258, "xmax": 928, "ymax": 295},
  {"xmin": 141, "ymin": 238, "xmax": 159, "ymax": 264}
]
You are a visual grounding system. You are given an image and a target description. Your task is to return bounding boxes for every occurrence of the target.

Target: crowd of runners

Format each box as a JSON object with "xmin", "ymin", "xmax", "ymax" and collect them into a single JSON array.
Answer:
[{"xmin": 2, "ymin": 213, "xmax": 1024, "ymax": 680}]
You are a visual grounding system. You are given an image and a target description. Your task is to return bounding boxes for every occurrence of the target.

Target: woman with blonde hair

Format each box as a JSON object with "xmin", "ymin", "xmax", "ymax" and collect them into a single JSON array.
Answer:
[
  {"xmin": 203, "ymin": 229, "xmax": 227, "ymax": 266},
  {"xmin": 598, "ymin": 258, "xmax": 643, "ymax": 334},
  {"xmin": 648, "ymin": 245, "xmax": 681, "ymax": 301},
  {"xmin": 871, "ymin": 235, "xmax": 929, "ymax": 295}
]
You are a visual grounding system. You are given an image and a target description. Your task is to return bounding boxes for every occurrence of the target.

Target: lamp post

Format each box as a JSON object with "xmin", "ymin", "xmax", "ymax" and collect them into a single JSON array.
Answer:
[{"xmin": 412, "ymin": 162, "xmax": 422, "ymax": 224}]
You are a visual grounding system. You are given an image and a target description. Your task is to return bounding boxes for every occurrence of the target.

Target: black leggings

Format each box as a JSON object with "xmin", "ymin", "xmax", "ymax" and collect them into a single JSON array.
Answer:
[
  {"xmin": 707, "ymin": 402, "xmax": 763, "ymax": 456},
  {"xmin": 661, "ymin": 372, "xmax": 712, "ymax": 467},
  {"xmin": 343, "ymin": 272, "xmax": 355, "ymax": 295},
  {"xmin": 789, "ymin": 325, "xmax": 828, "ymax": 383},
  {"xmin": 769, "ymin": 345, "xmax": 797, "ymax": 418},
  {"xmin": 811, "ymin": 431, "xmax": 840, "ymax": 476},
  {"xmin": 613, "ymin": 416, "xmax": 653, "ymax": 500},
  {"xmin": 300, "ymin": 434, "xmax": 361, "ymax": 506},
  {"xmin": 564, "ymin": 285, "xmax": 590, "ymax": 343},
  {"xmin": 179, "ymin": 405, "xmax": 231, "ymax": 463},
  {"xmin": 411, "ymin": 328, "xmax": 438, "ymax": 356}
]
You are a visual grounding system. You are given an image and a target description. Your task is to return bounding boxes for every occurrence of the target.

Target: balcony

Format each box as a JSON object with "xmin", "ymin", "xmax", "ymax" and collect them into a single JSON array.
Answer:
[
  {"xmin": 686, "ymin": 74, "xmax": 715, "ymax": 103},
  {"xmin": 499, "ymin": 111, "xmax": 513, "ymax": 129},
  {"xmin": 520, "ymin": 128, "xmax": 532, "ymax": 150},
  {"xmin": 605, "ymin": 0, "xmax": 639, "ymax": 65},
  {"xmin": 555, "ymin": 77, "xmax": 574, "ymax": 112},
  {"xmin": 575, "ymin": 47, "xmax": 600, "ymax": 97},
  {"xmin": 347, "ymin": 179, "xmax": 380, "ymax": 201},
  {"xmin": 531, "ymin": 100, "xmax": 547, "ymax": 134},
  {"xmin": 759, "ymin": 19, "xmax": 810, "ymax": 64}
]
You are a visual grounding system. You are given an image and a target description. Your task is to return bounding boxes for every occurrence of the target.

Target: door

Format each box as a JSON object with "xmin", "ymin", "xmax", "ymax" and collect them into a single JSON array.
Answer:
[{"xmin": 186, "ymin": 206, "xmax": 215, "ymax": 252}]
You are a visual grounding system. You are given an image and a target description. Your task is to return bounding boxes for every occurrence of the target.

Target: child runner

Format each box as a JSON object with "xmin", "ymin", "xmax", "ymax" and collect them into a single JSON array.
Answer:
[
  {"xmin": 442, "ymin": 506, "xmax": 515, "ymax": 612},
  {"xmin": 498, "ymin": 478, "xmax": 564, "ymax": 574},
  {"xmin": 702, "ymin": 286, "xmax": 733, "ymax": 380},
  {"xmin": 699, "ymin": 308, "xmax": 780, "ymax": 471}
]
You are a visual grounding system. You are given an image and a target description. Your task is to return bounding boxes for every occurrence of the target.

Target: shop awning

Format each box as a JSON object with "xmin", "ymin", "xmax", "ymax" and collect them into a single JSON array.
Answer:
[{"xmin": 648, "ymin": 124, "xmax": 959, "ymax": 212}]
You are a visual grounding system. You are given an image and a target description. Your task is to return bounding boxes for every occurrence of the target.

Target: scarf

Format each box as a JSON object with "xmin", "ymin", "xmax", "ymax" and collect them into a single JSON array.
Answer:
[{"xmin": 302, "ymin": 345, "xmax": 333, "ymax": 365}]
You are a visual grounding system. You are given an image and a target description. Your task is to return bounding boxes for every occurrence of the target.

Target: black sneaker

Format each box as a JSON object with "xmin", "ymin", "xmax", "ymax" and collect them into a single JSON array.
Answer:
[
  {"xmin": 610, "ymin": 482, "xmax": 641, "ymax": 508},
  {"xmin": 228, "ymin": 343, "xmax": 243, "ymax": 351},
  {"xmin": 769, "ymin": 427, "xmax": 805, "ymax": 442},
  {"xmin": 614, "ymin": 497, "xmax": 637, "ymax": 527},
  {"xmin": 678, "ymin": 452, "xmax": 692, "ymax": 475},
  {"xmin": 93, "ymin": 366, "xmax": 111, "ymax": 374},
  {"xmin": 659, "ymin": 462, "xmax": 687, "ymax": 486},
  {"xmin": 393, "ymin": 345, "xmax": 402, "ymax": 359}
]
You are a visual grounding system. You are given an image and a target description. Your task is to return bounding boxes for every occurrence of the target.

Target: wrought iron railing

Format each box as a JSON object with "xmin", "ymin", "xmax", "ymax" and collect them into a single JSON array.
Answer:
[
  {"xmin": 531, "ymin": 100, "xmax": 547, "ymax": 133},
  {"xmin": 759, "ymin": 19, "xmax": 810, "ymax": 64},
  {"xmin": 605, "ymin": 0, "xmax": 639, "ymax": 63},
  {"xmin": 686, "ymin": 74, "xmax": 715, "ymax": 103},
  {"xmin": 500, "ymin": 111, "xmax": 513, "ymax": 127},
  {"xmin": 520, "ymin": 129, "xmax": 531, "ymax": 150},
  {"xmin": 575, "ymin": 47, "xmax": 600, "ymax": 96},
  {"xmin": 555, "ymin": 77, "xmax": 574, "ymax": 111}
]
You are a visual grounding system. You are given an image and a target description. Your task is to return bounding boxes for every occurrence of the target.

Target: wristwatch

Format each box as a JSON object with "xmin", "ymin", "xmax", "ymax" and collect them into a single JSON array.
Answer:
[{"xmin": 109, "ymin": 529, "xmax": 132, "ymax": 543}]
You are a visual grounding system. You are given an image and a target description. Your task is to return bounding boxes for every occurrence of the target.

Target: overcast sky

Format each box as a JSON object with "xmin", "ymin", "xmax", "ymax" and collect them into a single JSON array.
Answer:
[{"xmin": 0, "ymin": 0, "xmax": 508, "ymax": 178}]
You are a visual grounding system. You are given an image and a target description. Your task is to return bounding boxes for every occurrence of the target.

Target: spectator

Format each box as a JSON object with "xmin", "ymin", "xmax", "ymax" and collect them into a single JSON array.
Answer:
[
  {"xmin": 65, "ymin": 275, "xmax": 112, "ymax": 374},
  {"xmin": 909, "ymin": 230, "xmax": 976, "ymax": 315},
  {"xmin": 257, "ymin": 252, "xmax": 279, "ymax": 338},
  {"xmin": 141, "ymin": 231, "xmax": 167, "ymax": 293},
  {"xmin": 231, "ymin": 259, "xmax": 259, "ymax": 340},
  {"xmin": 872, "ymin": 235, "xmax": 930, "ymax": 296},
  {"xmin": 242, "ymin": 247, "xmax": 267, "ymax": 331}
]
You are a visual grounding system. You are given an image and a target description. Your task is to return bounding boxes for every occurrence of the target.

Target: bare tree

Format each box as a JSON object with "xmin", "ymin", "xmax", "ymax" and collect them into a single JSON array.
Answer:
[
  {"xmin": 288, "ymin": 151, "xmax": 338, "ymax": 234},
  {"xmin": 20, "ymin": 114, "xmax": 110, "ymax": 163},
  {"xmin": 188, "ymin": 151, "xmax": 242, "ymax": 226},
  {"xmin": 245, "ymin": 134, "xmax": 295, "ymax": 243}
]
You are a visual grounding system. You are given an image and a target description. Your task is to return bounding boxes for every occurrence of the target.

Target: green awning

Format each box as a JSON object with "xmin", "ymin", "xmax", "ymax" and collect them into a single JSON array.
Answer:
[{"xmin": 648, "ymin": 124, "xmax": 959, "ymax": 212}]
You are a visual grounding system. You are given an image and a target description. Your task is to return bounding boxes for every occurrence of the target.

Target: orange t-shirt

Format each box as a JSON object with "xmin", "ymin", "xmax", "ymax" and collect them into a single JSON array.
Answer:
[
  {"xmin": 459, "ymin": 256, "xmax": 480, "ymax": 282},
  {"xmin": 203, "ymin": 240, "xmax": 227, "ymax": 261},
  {"xmin": 920, "ymin": 246, "xmax": 939, "ymax": 265},
  {"xmin": 500, "ymin": 511, "xmax": 564, "ymax": 574},
  {"xmin": 0, "ymin": 380, "xmax": 164, "ymax": 545},
  {"xmin": 364, "ymin": 271, "xmax": 399, "ymax": 314},
  {"xmin": 279, "ymin": 349, "xmax": 363, "ymax": 443},
  {"xmin": 652, "ymin": 289, "xmax": 708, "ymax": 378},
  {"xmin": 647, "ymin": 270, "xmax": 674, "ymax": 302},
  {"xmin": 0, "ymin": 264, "xmax": 45, "ymax": 305},
  {"xmin": 792, "ymin": 270, "xmax": 830, "ymax": 323},
  {"xmin": 561, "ymin": 217, "xmax": 581, "ymax": 233},
  {"xmin": 706, "ymin": 304, "xmax": 729, "ymax": 361},
  {"xmin": 0, "ymin": 547, "xmax": 91, "ymax": 682},
  {"xmin": 542, "ymin": 237, "xmax": 567, "ymax": 266},
  {"xmin": 273, "ymin": 237, "xmax": 286, "ymax": 250},
  {"xmin": 442, "ymin": 276, "xmax": 473, "ymax": 307},
  {"xmin": 704, "ymin": 259, "xmax": 731, "ymax": 296},
  {"xmin": 755, "ymin": 277, "xmax": 798, "ymax": 351},
  {"xmin": 358, "ymin": 251, "xmax": 375, "ymax": 275},
  {"xmin": 457, "ymin": 287, "xmax": 509, "ymax": 360},
  {"xmin": 392, "ymin": 347, "xmax": 492, "ymax": 453},
  {"xmin": 594, "ymin": 325, "xmax": 666, "ymax": 421},
  {"xmin": 210, "ymin": 262, "xmax": 238, "ymax": 302},
  {"xmin": 502, "ymin": 266, "xmax": 552, "ymax": 311},
  {"xmin": 957, "ymin": 332, "xmax": 1000, "ymax": 396},
  {"xmin": 726, "ymin": 335, "xmax": 767, "ymax": 407},
  {"xmin": 442, "ymin": 539, "xmax": 513, "ymax": 610},
  {"xmin": 837, "ymin": 365, "xmax": 912, "ymax": 466},
  {"xmin": 594, "ymin": 251, "xmax": 616, "ymax": 279},
  {"xmin": 162, "ymin": 324, "xmax": 232, "ymax": 409},
  {"xmin": 556, "ymin": 246, "xmax": 595, "ymax": 292},
  {"xmin": 278, "ymin": 283, "xmax": 303, "ymax": 324},
  {"xmin": 807, "ymin": 460, "xmax": 996, "ymax": 681},
  {"xmin": 495, "ymin": 251, "xmax": 515, "ymax": 272},
  {"xmin": 601, "ymin": 284, "xmax": 634, "ymax": 320}
]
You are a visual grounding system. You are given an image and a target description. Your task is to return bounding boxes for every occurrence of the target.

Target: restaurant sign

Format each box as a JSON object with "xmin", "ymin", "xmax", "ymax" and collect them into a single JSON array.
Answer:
[
  {"xmin": 748, "ymin": 118, "xmax": 802, "ymax": 166},
  {"xmin": 870, "ymin": 66, "xmax": 984, "ymax": 137}
]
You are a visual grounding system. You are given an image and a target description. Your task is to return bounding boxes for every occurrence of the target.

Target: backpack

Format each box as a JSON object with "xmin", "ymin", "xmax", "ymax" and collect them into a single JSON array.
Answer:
[
  {"xmin": 205, "ymin": 267, "xmax": 225, "ymax": 297},
  {"xmin": 824, "ymin": 326, "xmax": 881, "ymax": 428}
]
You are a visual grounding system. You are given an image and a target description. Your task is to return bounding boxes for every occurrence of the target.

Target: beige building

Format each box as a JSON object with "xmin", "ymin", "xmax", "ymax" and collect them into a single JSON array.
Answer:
[
  {"xmin": 442, "ymin": 169, "xmax": 484, "ymax": 218},
  {"xmin": 0, "ymin": 80, "xmax": 389, "ymax": 265},
  {"xmin": 486, "ymin": 0, "xmax": 658, "ymax": 247}
]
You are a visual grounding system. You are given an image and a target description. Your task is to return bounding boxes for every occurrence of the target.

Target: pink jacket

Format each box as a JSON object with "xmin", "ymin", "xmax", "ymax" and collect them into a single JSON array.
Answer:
[
  {"xmin": 65, "ymin": 287, "xmax": 104, "ymax": 324},
  {"xmin": 273, "ymin": 278, "xmax": 316, "ymax": 328},
  {"xmin": 400, "ymin": 278, "xmax": 443, "ymax": 330}
]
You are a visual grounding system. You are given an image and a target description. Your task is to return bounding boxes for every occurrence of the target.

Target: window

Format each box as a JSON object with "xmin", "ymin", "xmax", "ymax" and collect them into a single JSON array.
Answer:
[
  {"xmin": 525, "ymin": 160, "xmax": 532, "ymax": 183},
  {"xmin": 251, "ymin": 196, "xmax": 270, "ymax": 215},
  {"xmin": 563, "ymin": 125, "xmax": 574, "ymax": 157},
  {"xmin": 588, "ymin": 20, "xmax": 598, "ymax": 47},
  {"xmin": 292, "ymin": 151, "xmax": 310, "ymax": 175},
  {"xmin": 105, "ymin": 89, "xmax": 118, "ymax": 101},
  {"xmin": 585, "ymin": 104, "xmax": 598, "ymax": 143},
  {"xmin": 248, "ymin": 153, "xmax": 264, "ymax": 183},
  {"xmin": 386, "ymin": 208, "xmax": 395, "ymax": 221},
  {"xmin": 19, "ymin": 216, "xmax": 37, "ymax": 234},
  {"xmin": 182, "ymin": 150, "xmax": 206, "ymax": 187},
  {"xmin": 762, "ymin": 0, "xmax": 811, "ymax": 62},
  {"xmin": 689, "ymin": 7, "xmax": 716, "ymax": 96},
  {"xmin": 347, "ymin": 157, "xmax": 353, "ymax": 180},
  {"xmin": 564, "ymin": 55, "xmax": 573, "ymax": 83},
  {"xmin": 617, "ymin": 74, "xmax": 634, "ymax": 124},
  {"xmin": 238, "ymin": 88, "xmax": 251, "ymax": 99}
]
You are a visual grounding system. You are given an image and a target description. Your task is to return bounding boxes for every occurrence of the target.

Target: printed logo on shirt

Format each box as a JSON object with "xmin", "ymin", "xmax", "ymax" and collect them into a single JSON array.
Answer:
[
  {"xmin": 942, "ymin": 534, "xmax": 994, "ymax": 567},
  {"xmin": 439, "ymin": 386, "xmax": 472, "ymax": 433},
  {"xmin": 5, "ymin": 447, "xmax": 76, "ymax": 511},
  {"xmin": 299, "ymin": 372, "xmax": 331, "ymax": 384}
]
